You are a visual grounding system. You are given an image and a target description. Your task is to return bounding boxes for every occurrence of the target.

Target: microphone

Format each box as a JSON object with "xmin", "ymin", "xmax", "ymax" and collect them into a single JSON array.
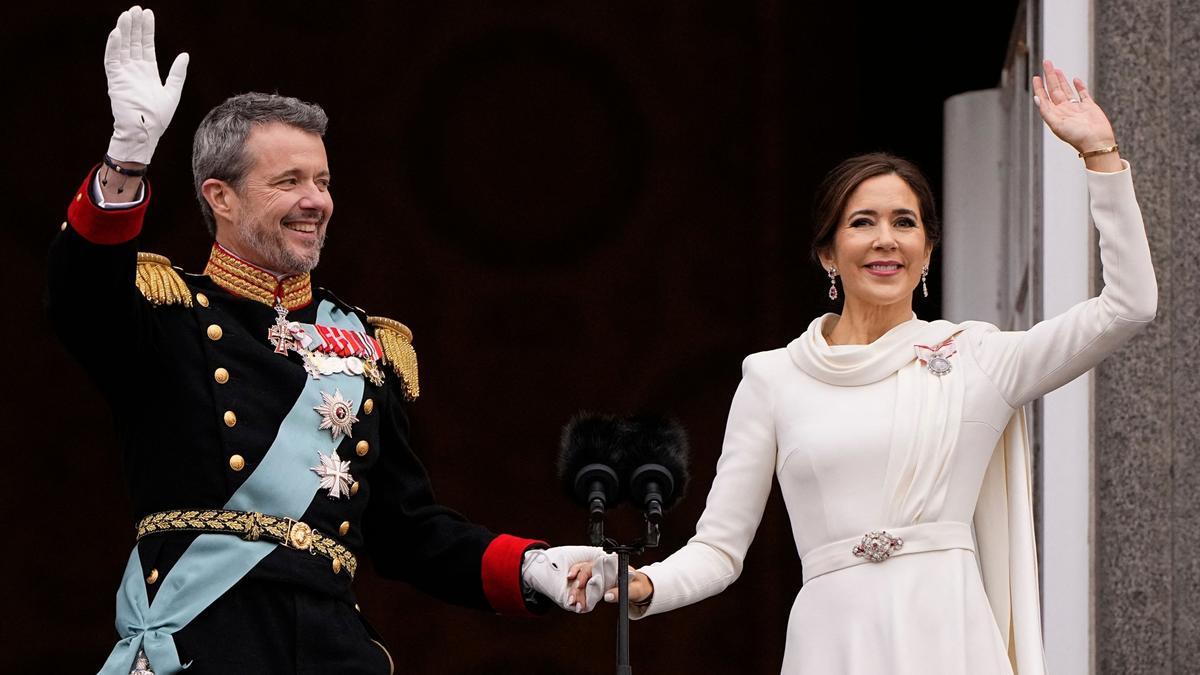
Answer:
[
  {"xmin": 622, "ymin": 415, "xmax": 690, "ymax": 524},
  {"xmin": 557, "ymin": 413, "xmax": 628, "ymax": 524}
]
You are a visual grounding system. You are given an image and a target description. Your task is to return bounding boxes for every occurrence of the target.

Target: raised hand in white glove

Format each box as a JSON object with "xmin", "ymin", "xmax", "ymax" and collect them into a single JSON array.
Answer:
[
  {"xmin": 105, "ymin": 6, "xmax": 189, "ymax": 164},
  {"xmin": 521, "ymin": 546, "xmax": 619, "ymax": 613}
]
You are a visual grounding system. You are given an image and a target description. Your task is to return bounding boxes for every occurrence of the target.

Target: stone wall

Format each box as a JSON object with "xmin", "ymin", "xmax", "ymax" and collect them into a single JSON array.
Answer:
[{"xmin": 1094, "ymin": 1, "xmax": 1199, "ymax": 671}]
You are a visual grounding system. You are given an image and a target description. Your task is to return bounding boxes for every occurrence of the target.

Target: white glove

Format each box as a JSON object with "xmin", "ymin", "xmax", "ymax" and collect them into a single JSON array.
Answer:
[
  {"xmin": 521, "ymin": 546, "xmax": 618, "ymax": 613},
  {"xmin": 104, "ymin": 6, "xmax": 189, "ymax": 164}
]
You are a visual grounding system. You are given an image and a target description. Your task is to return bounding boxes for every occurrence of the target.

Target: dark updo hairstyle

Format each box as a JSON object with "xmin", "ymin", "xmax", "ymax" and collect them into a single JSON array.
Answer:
[{"xmin": 810, "ymin": 152, "xmax": 941, "ymax": 264}]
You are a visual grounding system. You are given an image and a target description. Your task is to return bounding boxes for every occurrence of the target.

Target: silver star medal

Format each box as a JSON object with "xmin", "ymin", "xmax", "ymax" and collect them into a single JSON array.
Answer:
[
  {"xmin": 314, "ymin": 389, "xmax": 360, "ymax": 439},
  {"xmin": 311, "ymin": 449, "xmax": 354, "ymax": 499}
]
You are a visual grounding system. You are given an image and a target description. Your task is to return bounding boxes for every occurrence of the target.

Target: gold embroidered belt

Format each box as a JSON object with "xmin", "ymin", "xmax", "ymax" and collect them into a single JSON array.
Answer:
[
  {"xmin": 800, "ymin": 521, "xmax": 975, "ymax": 584},
  {"xmin": 136, "ymin": 509, "xmax": 357, "ymax": 579}
]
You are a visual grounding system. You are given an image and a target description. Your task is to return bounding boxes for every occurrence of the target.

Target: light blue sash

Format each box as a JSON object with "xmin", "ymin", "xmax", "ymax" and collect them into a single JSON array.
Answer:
[{"xmin": 99, "ymin": 301, "xmax": 366, "ymax": 675}]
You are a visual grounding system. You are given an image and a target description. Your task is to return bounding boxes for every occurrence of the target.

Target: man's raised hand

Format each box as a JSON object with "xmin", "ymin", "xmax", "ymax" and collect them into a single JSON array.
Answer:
[{"xmin": 105, "ymin": 6, "xmax": 189, "ymax": 165}]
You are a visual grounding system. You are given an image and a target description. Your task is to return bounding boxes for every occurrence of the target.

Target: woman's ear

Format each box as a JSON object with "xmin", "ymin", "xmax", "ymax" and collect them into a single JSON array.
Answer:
[{"xmin": 817, "ymin": 247, "xmax": 835, "ymax": 272}]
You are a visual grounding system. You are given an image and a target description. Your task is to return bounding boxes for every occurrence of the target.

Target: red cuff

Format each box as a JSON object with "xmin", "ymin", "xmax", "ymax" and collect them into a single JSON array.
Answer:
[
  {"xmin": 66, "ymin": 165, "xmax": 149, "ymax": 244},
  {"xmin": 481, "ymin": 534, "xmax": 546, "ymax": 616}
]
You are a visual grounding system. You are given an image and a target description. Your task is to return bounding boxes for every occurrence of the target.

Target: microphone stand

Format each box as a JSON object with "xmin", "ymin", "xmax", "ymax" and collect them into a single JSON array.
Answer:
[{"xmin": 594, "ymin": 517, "xmax": 661, "ymax": 675}]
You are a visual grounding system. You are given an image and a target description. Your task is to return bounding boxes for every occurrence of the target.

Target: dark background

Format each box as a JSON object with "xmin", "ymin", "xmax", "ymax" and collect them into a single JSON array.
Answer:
[{"xmin": 4, "ymin": 1, "xmax": 1017, "ymax": 672}]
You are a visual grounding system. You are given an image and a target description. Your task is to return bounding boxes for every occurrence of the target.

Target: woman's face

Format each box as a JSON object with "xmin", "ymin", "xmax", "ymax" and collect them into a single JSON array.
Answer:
[{"xmin": 820, "ymin": 173, "xmax": 931, "ymax": 310}]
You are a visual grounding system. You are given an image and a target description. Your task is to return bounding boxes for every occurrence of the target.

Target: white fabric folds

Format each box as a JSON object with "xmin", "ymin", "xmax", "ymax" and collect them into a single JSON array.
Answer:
[{"xmin": 789, "ymin": 313, "xmax": 1044, "ymax": 674}]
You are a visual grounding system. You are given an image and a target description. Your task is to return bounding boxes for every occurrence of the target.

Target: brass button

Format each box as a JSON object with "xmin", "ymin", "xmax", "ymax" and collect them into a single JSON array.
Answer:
[
  {"xmin": 350, "ymin": 481, "xmax": 360, "ymax": 496},
  {"xmin": 196, "ymin": 293, "xmax": 210, "ymax": 307},
  {"xmin": 60, "ymin": 221, "xmax": 68, "ymax": 231},
  {"xmin": 355, "ymin": 440, "xmax": 369, "ymax": 457},
  {"xmin": 363, "ymin": 398, "xmax": 374, "ymax": 414},
  {"xmin": 75, "ymin": 193, "xmax": 82, "ymax": 202},
  {"xmin": 354, "ymin": 603, "xmax": 361, "ymax": 612},
  {"xmin": 339, "ymin": 521, "xmax": 350, "ymax": 536},
  {"xmin": 224, "ymin": 410, "xmax": 238, "ymax": 427},
  {"xmin": 145, "ymin": 568, "xmax": 159, "ymax": 585},
  {"xmin": 331, "ymin": 557, "xmax": 343, "ymax": 575},
  {"xmin": 214, "ymin": 367, "xmax": 230, "ymax": 384},
  {"xmin": 229, "ymin": 454, "xmax": 245, "ymax": 471},
  {"xmin": 207, "ymin": 324, "xmax": 223, "ymax": 341}
]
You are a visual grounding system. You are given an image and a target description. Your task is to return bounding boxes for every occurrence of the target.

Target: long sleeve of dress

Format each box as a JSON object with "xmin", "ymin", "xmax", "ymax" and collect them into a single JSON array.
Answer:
[
  {"xmin": 970, "ymin": 161, "xmax": 1157, "ymax": 407},
  {"xmin": 634, "ymin": 354, "xmax": 779, "ymax": 618}
]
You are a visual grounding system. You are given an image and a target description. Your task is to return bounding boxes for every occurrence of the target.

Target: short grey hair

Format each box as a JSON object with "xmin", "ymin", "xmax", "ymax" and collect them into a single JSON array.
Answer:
[{"xmin": 191, "ymin": 92, "xmax": 328, "ymax": 236}]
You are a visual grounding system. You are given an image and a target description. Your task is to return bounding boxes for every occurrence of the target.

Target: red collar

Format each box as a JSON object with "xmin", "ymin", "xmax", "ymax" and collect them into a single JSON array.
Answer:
[{"xmin": 203, "ymin": 243, "xmax": 313, "ymax": 310}]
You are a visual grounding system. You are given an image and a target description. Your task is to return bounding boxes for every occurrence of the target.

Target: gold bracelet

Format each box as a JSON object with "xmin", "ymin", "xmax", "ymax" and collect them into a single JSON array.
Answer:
[{"xmin": 1078, "ymin": 143, "xmax": 1119, "ymax": 159}]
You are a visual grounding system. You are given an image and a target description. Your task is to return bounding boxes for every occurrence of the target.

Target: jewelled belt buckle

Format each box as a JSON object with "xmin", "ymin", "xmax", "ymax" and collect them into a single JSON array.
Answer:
[{"xmin": 852, "ymin": 530, "xmax": 904, "ymax": 562}]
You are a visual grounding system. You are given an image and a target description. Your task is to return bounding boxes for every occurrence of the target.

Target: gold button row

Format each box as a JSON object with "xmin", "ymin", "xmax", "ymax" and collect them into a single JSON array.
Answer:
[
  {"xmin": 339, "ymin": 521, "xmax": 350, "ymax": 536},
  {"xmin": 145, "ymin": 568, "xmax": 159, "ymax": 585},
  {"xmin": 229, "ymin": 454, "xmax": 245, "ymax": 471},
  {"xmin": 207, "ymin": 324, "xmax": 223, "ymax": 341},
  {"xmin": 214, "ymin": 367, "xmax": 229, "ymax": 384},
  {"xmin": 196, "ymin": 292, "xmax": 210, "ymax": 307},
  {"xmin": 350, "ymin": 481, "xmax": 360, "ymax": 496},
  {"xmin": 363, "ymin": 398, "xmax": 374, "ymax": 414},
  {"xmin": 356, "ymin": 440, "xmax": 369, "ymax": 457}
]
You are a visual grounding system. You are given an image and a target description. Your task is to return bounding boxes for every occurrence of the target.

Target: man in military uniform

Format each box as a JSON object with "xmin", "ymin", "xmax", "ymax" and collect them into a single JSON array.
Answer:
[{"xmin": 47, "ymin": 7, "xmax": 614, "ymax": 674}]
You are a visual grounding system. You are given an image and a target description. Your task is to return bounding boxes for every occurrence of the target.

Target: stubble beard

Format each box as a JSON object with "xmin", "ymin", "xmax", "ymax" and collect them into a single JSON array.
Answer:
[{"xmin": 238, "ymin": 213, "xmax": 326, "ymax": 276}]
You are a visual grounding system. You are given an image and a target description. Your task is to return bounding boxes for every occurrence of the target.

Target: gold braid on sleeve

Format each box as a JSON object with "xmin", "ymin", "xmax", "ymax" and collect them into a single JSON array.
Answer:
[
  {"xmin": 369, "ymin": 316, "xmax": 420, "ymax": 401},
  {"xmin": 136, "ymin": 252, "xmax": 193, "ymax": 307}
]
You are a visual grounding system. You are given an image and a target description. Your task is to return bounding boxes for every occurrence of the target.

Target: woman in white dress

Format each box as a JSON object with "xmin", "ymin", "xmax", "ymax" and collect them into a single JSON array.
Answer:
[{"xmin": 569, "ymin": 61, "xmax": 1157, "ymax": 673}]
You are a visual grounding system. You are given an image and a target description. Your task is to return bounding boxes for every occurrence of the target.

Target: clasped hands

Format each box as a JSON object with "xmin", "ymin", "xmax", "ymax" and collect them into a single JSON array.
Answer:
[{"xmin": 521, "ymin": 547, "xmax": 654, "ymax": 613}]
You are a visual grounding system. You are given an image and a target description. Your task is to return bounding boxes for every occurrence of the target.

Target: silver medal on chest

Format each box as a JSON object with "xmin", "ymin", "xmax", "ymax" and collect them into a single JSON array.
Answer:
[
  {"xmin": 311, "ymin": 449, "xmax": 354, "ymax": 499},
  {"xmin": 926, "ymin": 355, "xmax": 953, "ymax": 376},
  {"xmin": 313, "ymin": 389, "xmax": 359, "ymax": 439}
]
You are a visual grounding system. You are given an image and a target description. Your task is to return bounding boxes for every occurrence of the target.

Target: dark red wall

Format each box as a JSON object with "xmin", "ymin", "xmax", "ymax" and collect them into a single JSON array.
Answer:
[{"xmin": 5, "ymin": 1, "xmax": 1015, "ymax": 672}]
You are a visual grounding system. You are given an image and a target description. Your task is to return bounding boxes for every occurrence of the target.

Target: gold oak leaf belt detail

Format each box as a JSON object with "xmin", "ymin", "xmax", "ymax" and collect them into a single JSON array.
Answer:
[{"xmin": 137, "ymin": 509, "xmax": 357, "ymax": 578}]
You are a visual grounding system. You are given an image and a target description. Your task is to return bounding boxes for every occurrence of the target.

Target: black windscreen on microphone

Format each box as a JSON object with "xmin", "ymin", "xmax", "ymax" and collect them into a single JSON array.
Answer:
[
  {"xmin": 622, "ymin": 415, "xmax": 690, "ymax": 521},
  {"xmin": 557, "ymin": 413, "xmax": 628, "ymax": 518}
]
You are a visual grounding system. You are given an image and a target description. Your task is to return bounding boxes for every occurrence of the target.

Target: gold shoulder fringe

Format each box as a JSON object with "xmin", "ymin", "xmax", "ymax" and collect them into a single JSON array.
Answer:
[
  {"xmin": 136, "ymin": 252, "xmax": 193, "ymax": 307},
  {"xmin": 369, "ymin": 316, "xmax": 420, "ymax": 401}
]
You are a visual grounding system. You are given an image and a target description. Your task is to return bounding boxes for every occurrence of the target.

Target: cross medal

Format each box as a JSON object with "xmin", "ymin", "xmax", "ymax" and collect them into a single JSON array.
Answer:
[{"xmin": 267, "ymin": 298, "xmax": 298, "ymax": 355}]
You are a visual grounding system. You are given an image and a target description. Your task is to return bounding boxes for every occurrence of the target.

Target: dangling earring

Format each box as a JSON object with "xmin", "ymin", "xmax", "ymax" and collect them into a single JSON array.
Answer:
[
  {"xmin": 827, "ymin": 267, "xmax": 839, "ymax": 301},
  {"xmin": 921, "ymin": 264, "xmax": 929, "ymax": 299}
]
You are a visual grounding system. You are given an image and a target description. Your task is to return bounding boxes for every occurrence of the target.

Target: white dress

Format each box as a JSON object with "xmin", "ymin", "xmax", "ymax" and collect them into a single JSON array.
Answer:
[{"xmin": 633, "ymin": 163, "xmax": 1157, "ymax": 674}]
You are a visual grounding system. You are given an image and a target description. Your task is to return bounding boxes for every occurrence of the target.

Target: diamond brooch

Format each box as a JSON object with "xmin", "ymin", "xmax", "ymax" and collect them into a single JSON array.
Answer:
[{"xmin": 852, "ymin": 530, "xmax": 904, "ymax": 563}]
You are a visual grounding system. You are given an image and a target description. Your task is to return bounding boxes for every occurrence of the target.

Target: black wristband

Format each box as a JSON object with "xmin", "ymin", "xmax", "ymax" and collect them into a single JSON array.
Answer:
[{"xmin": 103, "ymin": 154, "xmax": 149, "ymax": 177}]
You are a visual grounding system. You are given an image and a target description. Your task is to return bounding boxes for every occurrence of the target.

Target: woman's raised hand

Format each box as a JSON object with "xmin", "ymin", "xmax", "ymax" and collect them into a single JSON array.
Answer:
[{"xmin": 1032, "ymin": 59, "xmax": 1120, "ymax": 166}]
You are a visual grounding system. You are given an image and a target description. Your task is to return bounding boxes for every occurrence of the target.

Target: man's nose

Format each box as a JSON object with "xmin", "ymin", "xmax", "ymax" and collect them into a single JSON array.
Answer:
[{"xmin": 297, "ymin": 182, "xmax": 332, "ymax": 211}]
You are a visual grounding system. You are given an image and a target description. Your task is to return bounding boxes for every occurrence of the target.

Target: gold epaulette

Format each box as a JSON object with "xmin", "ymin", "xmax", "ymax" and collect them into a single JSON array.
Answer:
[
  {"xmin": 369, "ymin": 316, "xmax": 420, "ymax": 401},
  {"xmin": 136, "ymin": 252, "xmax": 193, "ymax": 307}
]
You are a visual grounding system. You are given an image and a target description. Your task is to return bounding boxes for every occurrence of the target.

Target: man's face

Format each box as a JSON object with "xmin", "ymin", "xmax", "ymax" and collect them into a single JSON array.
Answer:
[{"xmin": 222, "ymin": 122, "xmax": 333, "ymax": 275}]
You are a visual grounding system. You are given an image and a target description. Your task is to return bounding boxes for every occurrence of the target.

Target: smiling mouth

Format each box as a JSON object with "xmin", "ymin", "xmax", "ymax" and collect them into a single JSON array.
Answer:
[
  {"xmin": 865, "ymin": 263, "xmax": 902, "ymax": 271},
  {"xmin": 283, "ymin": 221, "xmax": 319, "ymax": 234}
]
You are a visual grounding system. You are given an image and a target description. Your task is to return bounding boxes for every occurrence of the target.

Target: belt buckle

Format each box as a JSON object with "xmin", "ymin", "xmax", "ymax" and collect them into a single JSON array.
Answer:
[
  {"xmin": 284, "ymin": 518, "xmax": 314, "ymax": 551},
  {"xmin": 852, "ymin": 530, "xmax": 903, "ymax": 563}
]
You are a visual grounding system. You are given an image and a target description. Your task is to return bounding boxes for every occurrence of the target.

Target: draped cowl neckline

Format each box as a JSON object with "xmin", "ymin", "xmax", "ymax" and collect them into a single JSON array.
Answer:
[
  {"xmin": 785, "ymin": 311, "xmax": 1046, "ymax": 673},
  {"xmin": 787, "ymin": 313, "xmax": 961, "ymax": 386}
]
